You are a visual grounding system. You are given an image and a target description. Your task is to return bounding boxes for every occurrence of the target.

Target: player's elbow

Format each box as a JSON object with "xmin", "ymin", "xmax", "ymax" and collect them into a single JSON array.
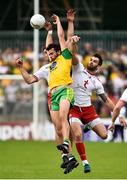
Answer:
[
  {"xmin": 114, "ymin": 106, "xmax": 121, "ymax": 113},
  {"xmin": 101, "ymin": 133, "xmax": 108, "ymax": 140},
  {"xmin": 26, "ymin": 81, "xmax": 32, "ymax": 84},
  {"xmin": 25, "ymin": 78, "xmax": 34, "ymax": 84}
]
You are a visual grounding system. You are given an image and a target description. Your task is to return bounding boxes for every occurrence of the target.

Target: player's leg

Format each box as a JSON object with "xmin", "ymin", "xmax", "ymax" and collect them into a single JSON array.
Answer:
[
  {"xmin": 49, "ymin": 109, "xmax": 69, "ymax": 168},
  {"xmin": 90, "ymin": 118, "xmax": 108, "ymax": 139},
  {"xmin": 58, "ymin": 99, "xmax": 71, "ymax": 151},
  {"xmin": 48, "ymin": 93, "xmax": 68, "ymax": 168},
  {"xmin": 57, "ymin": 87, "xmax": 79, "ymax": 174},
  {"xmin": 70, "ymin": 118, "xmax": 91, "ymax": 173},
  {"xmin": 58, "ymin": 102, "xmax": 79, "ymax": 174},
  {"xmin": 81, "ymin": 105, "xmax": 107, "ymax": 140},
  {"xmin": 56, "ymin": 87, "xmax": 74, "ymax": 153}
]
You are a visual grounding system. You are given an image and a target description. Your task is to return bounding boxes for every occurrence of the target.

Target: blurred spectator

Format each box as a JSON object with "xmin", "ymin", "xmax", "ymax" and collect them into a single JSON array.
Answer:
[
  {"xmin": 0, "ymin": 84, "xmax": 5, "ymax": 114},
  {"xmin": 4, "ymin": 80, "xmax": 18, "ymax": 114},
  {"xmin": 0, "ymin": 42, "xmax": 126, "ymax": 118}
]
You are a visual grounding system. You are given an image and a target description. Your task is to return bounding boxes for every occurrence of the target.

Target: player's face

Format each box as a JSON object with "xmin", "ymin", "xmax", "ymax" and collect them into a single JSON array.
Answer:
[
  {"xmin": 47, "ymin": 48, "xmax": 58, "ymax": 61},
  {"xmin": 87, "ymin": 56, "xmax": 99, "ymax": 71}
]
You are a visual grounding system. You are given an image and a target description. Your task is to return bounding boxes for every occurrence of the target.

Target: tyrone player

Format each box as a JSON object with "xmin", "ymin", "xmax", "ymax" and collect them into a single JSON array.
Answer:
[{"xmin": 69, "ymin": 53, "xmax": 115, "ymax": 172}]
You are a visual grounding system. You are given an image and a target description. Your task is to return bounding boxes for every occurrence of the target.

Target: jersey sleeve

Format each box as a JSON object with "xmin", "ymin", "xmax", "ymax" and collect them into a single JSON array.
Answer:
[
  {"xmin": 120, "ymin": 89, "xmax": 127, "ymax": 102},
  {"xmin": 72, "ymin": 62, "xmax": 84, "ymax": 72},
  {"xmin": 34, "ymin": 64, "xmax": 49, "ymax": 81},
  {"xmin": 61, "ymin": 48, "xmax": 72, "ymax": 60},
  {"xmin": 119, "ymin": 106, "xmax": 126, "ymax": 118},
  {"xmin": 95, "ymin": 80, "xmax": 105, "ymax": 95}
]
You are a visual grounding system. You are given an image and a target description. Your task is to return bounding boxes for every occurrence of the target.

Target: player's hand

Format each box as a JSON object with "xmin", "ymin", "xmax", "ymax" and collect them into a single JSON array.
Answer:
[
  {"xmin": 15, "ymin": 57, "xmax": 23, "ymax": 67},
  {"xmin": 44, "ymin": 21, "xmax": 52, "ymax": 31},
  {"xmin": 119, "ymin": 118, "xmax": 127, "ymax": 127},
  {"xmin": 67, "ymin": 9, "xmax": 76, "ymax": 22},
  {"xmin": 108, "ymin": 123, "xmax": 115, "ymax": 132},
  {"xmin": 71, "ymin": 35, "xmax": 80, "ymax": 43},
  {"xmin": 52, "ymin": 14, "xmax": 59, "ymax": 24}
]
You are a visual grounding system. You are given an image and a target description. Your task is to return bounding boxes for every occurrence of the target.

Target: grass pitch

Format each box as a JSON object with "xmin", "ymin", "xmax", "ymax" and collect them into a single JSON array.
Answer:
[{"xmin": 0, "ymin": 141, "xmax": 127, "ymax": 179}]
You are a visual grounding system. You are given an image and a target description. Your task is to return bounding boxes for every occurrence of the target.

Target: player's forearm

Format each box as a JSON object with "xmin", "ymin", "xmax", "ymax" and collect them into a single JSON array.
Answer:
[
  {"xmin": 71, "ymin": 42, "xmax": 78, "ymax": 53},
  {"xmin": 106, "ymin": 99, "xmax": 115, "ymax": 112},
  {"xmin": 46, "ymin": 30, "xmax": 53, "ymax": 48},
  {"xmin": 19, "ymin": 67, "xmax": 35, "ymax": 84},
  {"xmin": 111, "ymin": 108, "xmax": 120, "ymax": 124},
  {"xmin": 67, "ymin": 21, "xmax": 74, "ymax": 40},
  {"xmin": 71, "ymin": 43, "xmax": 79, "ymax": 65},
  {"xmin": 103, "ymin": 95, "xmax": 114, "ymax": 112},
  {"xmin": 56, "ymin": 18, "xmax": 65, "ymax": 41}
]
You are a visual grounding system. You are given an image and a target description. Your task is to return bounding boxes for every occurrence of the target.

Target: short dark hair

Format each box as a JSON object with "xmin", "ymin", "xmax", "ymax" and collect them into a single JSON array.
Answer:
[
  {"xmin": 46, "ymin": 43, "xmax": 61, "ymax": 52},
  {"xmin": 93, "ymin": 53, "xmax": 103, "ymax": 66}
]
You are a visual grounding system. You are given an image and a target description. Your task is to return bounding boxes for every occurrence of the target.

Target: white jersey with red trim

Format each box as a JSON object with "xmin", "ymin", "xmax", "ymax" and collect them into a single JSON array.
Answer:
[
  {"xmin": 120, "ymin": 88, "xmax": 127, "ymax": 103},
  {"xmin": 34, "ymin": 63, "xmax": 50, "ymax": 93},
  {"xmin": 34, "ymin": 64, "xmax": 49, "ymax": 81},
  {"xmin": 72, "ymin": 63, "xmax": 105, "ymax": 107}
]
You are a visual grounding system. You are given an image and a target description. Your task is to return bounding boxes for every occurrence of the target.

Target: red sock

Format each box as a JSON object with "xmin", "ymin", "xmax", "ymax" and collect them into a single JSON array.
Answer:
[{"xmin": 76, "ymin": 142, "xmax": 87, "ymax": 161}]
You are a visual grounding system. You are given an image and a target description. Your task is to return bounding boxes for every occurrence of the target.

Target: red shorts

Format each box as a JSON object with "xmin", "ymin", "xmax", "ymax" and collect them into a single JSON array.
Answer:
[
  {"xmin": 69, "ymin": 105, "xmax": 98, "ymax": 124},
  {"xmin": 48, "ymin": 92, "xmax": 51, "ymax": 110}
]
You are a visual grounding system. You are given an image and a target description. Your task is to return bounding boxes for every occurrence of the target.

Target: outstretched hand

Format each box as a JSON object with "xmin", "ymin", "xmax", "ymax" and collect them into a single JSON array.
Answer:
[
  {"xmin": 44, "ymin": 21, "xmax": 52, "ymax": 31},
  {"xmin": 52, "ymin": 14, "xmax": 59, "ymax": 24},
  {"xmin": 119, "ymin": 118, "xmax": 127, "ymax": 127},
  {"xmin": 67, "ymin": 9, "xmax": 76, "ymax": 22},
  {"xmin": 70, "ymin": 35, "xmax": 80, "ymax": 43},
  {"xmin": 108, "ymin": 123, "xmax": 115, "ymax": 132}
]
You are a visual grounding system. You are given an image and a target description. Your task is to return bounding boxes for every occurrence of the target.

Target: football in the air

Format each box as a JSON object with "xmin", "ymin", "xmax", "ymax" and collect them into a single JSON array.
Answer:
[{"xmin": 30, "ymin": 14, "xmax": 46, "ymax": 29}]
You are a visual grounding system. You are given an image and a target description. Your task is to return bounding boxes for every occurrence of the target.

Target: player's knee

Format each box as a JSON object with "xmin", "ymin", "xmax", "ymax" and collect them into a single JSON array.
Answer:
[
  {"xmin": 74, "ymin": 131, "xmax": 82, "ymax": 142},
  {"xmin": 101, "ymin": 132, "xmax": 108, "ymax": 139},
  {"xmin": 56, "ymin": 129, "xmax": 63, "ymax": 138}
]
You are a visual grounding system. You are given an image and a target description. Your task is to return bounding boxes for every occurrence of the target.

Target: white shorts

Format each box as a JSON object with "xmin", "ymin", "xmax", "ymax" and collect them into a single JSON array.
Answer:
[{"xmin": 69, "ymin": 117, "xmax": 102, "ymax": 129}]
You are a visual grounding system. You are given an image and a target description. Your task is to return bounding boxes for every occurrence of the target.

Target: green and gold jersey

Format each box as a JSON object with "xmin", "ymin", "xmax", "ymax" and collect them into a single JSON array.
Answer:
[{"xmin": 48, "ymin": 48, "xmax": 72, "ymax": 89}]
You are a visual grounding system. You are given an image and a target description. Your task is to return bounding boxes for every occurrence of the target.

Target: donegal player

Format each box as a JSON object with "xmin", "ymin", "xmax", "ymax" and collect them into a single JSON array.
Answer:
[{"xmin": 15, "ymin": 13, "xmax": 78, "ymax": 174}]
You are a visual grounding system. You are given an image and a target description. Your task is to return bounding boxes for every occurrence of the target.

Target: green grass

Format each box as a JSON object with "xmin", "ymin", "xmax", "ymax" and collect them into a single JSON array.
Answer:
[{"xmin": 0, "ymin": 141, "xmax": 127, "ymax": 179}]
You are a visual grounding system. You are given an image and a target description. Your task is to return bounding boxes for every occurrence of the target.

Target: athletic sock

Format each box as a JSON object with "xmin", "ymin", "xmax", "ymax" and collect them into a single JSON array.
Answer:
[
  {"xmin": 76, "ymin": 142, "xmax": 87, "ymax": 161},
  {"xmin": 63, "ymin": 139, "xmax": 69, "ymax": 145},
  {"xmin": 82, "ymin": 160, "xmax": 89, "ymax": 165},
  {"xmin": 62, "ymin": 153, "xmax": 68, "ymax": 158},
  {"xmin": 62, "ymin": 153, "xmax": 68, "ymax": 162}
]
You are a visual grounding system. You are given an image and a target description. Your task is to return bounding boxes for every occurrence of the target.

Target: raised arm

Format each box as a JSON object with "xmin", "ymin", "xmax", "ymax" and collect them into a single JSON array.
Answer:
[
  {"xmin": 70, "ymin": 35, "xmax": 80, "ymax": 65},
  {"xmin": 52, "ymin": 14, "xmax": 67, "ymax": 51},
  {"xmin": 66, "ymin": 9, "xmax": 75, "ymax": 41},
  {"xmin": 15, "ymin": 58, "xmax": 37, "ymax": 84},
  {"xmin": 44, "ymin": 21, "xmax": 53, "ymax": 48}
]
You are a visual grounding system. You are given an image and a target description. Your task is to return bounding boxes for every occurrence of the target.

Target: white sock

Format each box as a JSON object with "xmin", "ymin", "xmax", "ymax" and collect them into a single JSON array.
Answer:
[
  {"xmin": 62, "ymin": 153, "xmax": 67, "ymax": 158},
  {"xmin": 82, "ymin": 160, "xmax": 89, "ymax": 165}
]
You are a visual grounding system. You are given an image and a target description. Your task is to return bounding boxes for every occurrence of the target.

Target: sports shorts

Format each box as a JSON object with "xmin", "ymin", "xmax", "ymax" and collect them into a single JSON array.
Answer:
[
  {"xmin": 50, "ymin": 86, "xmax": 74, "ymax": 111},
  {"xmin": 69, "ymin": 105, "xmax": 99, "ymax": 125}
]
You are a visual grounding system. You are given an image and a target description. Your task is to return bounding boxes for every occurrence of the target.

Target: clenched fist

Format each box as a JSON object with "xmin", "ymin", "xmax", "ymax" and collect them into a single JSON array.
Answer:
[{"xmin": 15, "ymin": 58, "xmax": 23, "ymax": 67}]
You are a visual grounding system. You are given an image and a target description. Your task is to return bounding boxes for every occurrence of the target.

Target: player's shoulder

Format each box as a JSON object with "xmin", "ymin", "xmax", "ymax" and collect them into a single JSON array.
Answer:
[
  {"xmin": 121, "ymin": 88, "xmax": 127, "ymax": 99},
  {"xmin": 41, "ymin": 63, "xmax": 50, "ymax": 70},
  {"xmin": 73, "ymin": 62, "xmax": 84, "ymax": 70},
  {"xmin": 91, "ymin": 73, "xmax": 102, "ymax": 82},
  {"xmin": 123, "ymin": 88, "xmax": 127, "ymax": 94},
  {"xmin": 61, "ymin": 48, "xmax": 72, "ymax": 59}
]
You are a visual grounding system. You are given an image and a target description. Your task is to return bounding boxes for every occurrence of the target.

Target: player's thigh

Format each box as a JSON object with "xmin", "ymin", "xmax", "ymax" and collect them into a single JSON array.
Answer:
[
  {"xmin": 59, "ymin": 99, "xmax": 70, "ymax": 120},
  {"xmin": 92, "ymin": 123, "xmax": 107, "ymax": 139}
]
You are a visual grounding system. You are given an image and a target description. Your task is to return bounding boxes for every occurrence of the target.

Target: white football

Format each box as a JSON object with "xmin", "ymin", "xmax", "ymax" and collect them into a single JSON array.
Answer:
[{"xmin": 30, "ymin": 14, "xmax": 46, "ymax": 29}]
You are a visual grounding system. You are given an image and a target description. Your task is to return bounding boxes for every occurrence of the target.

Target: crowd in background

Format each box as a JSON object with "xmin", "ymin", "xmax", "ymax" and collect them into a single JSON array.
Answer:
[{"xmin": 0, "ymin": 42, "xmax": 127, "ymax": 120}]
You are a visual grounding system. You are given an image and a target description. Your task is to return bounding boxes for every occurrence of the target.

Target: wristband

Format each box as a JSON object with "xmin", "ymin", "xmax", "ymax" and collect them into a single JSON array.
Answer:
[{"xmin": 48, "ymin": 30, "xmax": 53, "ymax": 35}]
